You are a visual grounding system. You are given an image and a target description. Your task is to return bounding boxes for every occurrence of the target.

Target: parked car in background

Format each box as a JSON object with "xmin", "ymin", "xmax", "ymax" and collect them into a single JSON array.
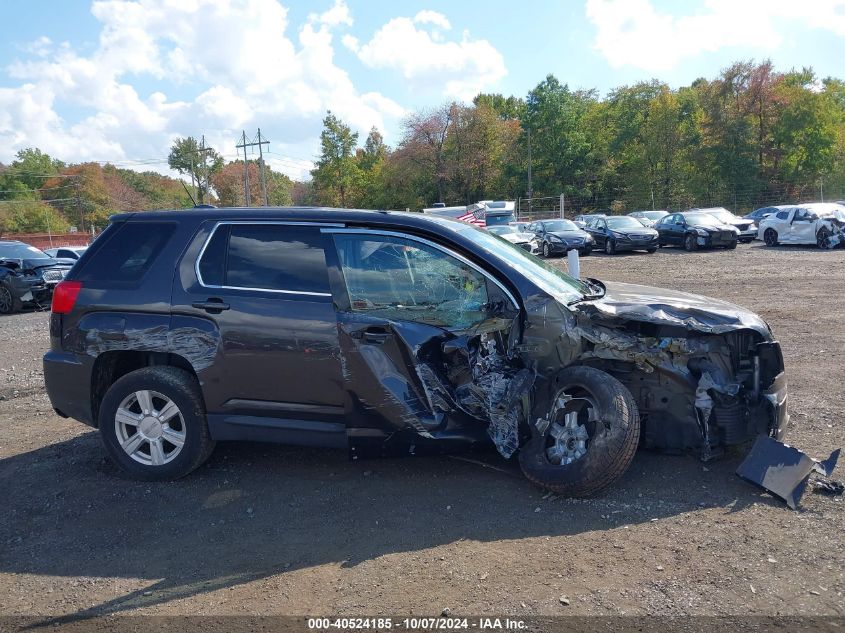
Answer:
[
  {"xmin": 694, "ymin": 207, "xmax": 757, "ymax": 243},
  {"xmin": 486, "ymin": 225, "xmax": 537, "ymax": 252},
  {"xmin": 655, "ymin": 212, "xmax": 738, "ymax": 251},
  {"xmin": 744, "ymin": 206, "xmax": 784, "ymax": 224},
  {"xmin": 44, "ymin": 246, "xmax": 87, "ymax": 260},
  {"xmin": 0, "ymin": 240, "xmax": 74, "ymax": 314},
  {"xmin": 43, "ymin": 207, "xmax": 789, "ymax": 497},
  {"xmin": 758, "ymin": 203, "xmax": 845, "ymax": 248},
  {"xmin": 628, "ymin": 210, "xmax": 669, "ymax": 228},
  {"xmin": 584, "ymin": 215, "xmax": 659, "ymax": 255},
  {"xmin": 527, "ymin": 219, "xmax": 594, "ymax": 257},
  {"xmin": 572, "ymin": 213, "xmax": 606, "ymax": 228}
]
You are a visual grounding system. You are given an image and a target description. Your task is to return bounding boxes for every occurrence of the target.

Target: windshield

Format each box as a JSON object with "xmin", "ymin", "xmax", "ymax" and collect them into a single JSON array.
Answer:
[
  {"xmin": 685, "ymin": 214, "xmax": 722, "ymax": 227},
  {"xmin": 0, "ymin": 243, "xmax": 50, "ymax": 260},
  {"xmin": 485, "ymin": 213, "xmax": 515, "ymax": 227},
  {"xmin": 544, "ymin": 220, "xmax": 578, "ymax": 232},
  {"xmin": 703, "ymin": 209, "xmax": 734, "ymax": 222},
  {"xmin": 488, "ymin": 226, "xmax": 516, "ymax": 235},
  {"xmin": 450, "ymin": 222, "xmax": 584, "ymax": 304},
  {"xmin": 606, "ymin": 216, "xmax": 645, "ymax": 229},
  {"xmin": 642, "ymin": 211, "xmax": 668, "ymax": 220}
]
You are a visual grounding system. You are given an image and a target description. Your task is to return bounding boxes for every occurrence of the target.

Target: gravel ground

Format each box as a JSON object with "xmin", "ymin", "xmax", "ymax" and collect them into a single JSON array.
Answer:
[{"xmin": 0, "ymin": 241, "xmax": 843, "ymax": 621}]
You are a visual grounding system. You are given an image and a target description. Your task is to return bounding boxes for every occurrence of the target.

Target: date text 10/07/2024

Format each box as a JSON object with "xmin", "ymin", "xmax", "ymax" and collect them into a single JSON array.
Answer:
[{"xmin": 307, "ymin": 617, "xmax": 528, "ymax": 630}]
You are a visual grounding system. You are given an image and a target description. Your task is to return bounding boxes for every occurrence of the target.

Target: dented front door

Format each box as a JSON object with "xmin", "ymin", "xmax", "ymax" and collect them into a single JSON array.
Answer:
[{"xmin": 323, "ymin": 229, "xmax": 498, "ymax": 437}]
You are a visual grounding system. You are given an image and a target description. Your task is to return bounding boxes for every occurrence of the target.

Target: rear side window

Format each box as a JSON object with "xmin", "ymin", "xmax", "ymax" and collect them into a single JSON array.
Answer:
[
  {"xmin": 78, "ymin": 222, "xmax": 175, "ymax": 284},
  {"xmin": 198, "ymin": 223, "xmax": 330, "ymax": 294}
]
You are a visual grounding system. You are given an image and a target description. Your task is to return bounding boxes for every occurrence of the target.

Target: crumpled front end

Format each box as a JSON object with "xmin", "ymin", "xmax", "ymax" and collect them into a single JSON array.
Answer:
[{"xmin": 521, "ymin": 283, "xmax": 789, "ymax": 458}]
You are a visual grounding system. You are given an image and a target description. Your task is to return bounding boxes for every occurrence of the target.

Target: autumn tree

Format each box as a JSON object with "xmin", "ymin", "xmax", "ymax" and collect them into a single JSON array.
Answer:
[{"xmin": 167, "ymin": 137, "xmax": 223, "ymax": 204}]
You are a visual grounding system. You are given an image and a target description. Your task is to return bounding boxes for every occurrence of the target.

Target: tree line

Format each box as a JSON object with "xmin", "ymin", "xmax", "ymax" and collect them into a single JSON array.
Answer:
[
  {"xmin": 2, "ymin": 59, "xmax": 843, "ymax": 236},
  {"xmin": 306, "ymin": 60, "xmax": 845, "ymax": 214}
]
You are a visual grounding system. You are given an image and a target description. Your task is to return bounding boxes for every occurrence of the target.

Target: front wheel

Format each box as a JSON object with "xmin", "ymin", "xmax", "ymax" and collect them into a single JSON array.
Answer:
[
  {"xmin": 542, "ymin": 242, "xmax": 551, "ymax": 258},
  {"xmin": 604, "ymin": 240, "xmax": 616, "ymax": 255},
  {"xmin": 0, "ymin": 281, "xmax": 22, "ymax": 315},
  {"xmin": 646, "ymin": 247, "xmax": 657, "ymax": 254},
  {"xmin": 684, "ymin": 234, "xmax": 698, "ymax": 251},
  {"xmin": 580, "ymin": 246, "xmax": 592, "ymax": 256},
  {"xmin": 519, "ymin": 366, "xmax": 640, "ymax": 498},
  {"xmin": 726, "ymin": 240, "xmax": 737, "ymax": 250},
  {"xmin": 817, "ymin": 228, "xmax": 831, "ymax": 249},
  {"xmin": 98, "ymin": 366, "xmax": 215, "ymax": 480},
  {"xmin": 764, "ymin": 228, "xmax": 778, "ymax": 247}
]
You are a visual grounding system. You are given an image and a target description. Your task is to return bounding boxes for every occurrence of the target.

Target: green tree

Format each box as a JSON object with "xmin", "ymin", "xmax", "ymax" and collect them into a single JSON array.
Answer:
[
  {"xmin": 311, "ymin": 112, "xmax": 360, "ymax": 207},
  {"xmin": 167, "ymin": 137, "xmax": 223, "ymax": 204}
]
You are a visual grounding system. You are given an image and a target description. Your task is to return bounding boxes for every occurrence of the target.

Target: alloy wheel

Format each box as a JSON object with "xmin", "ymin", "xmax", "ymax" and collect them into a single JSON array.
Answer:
[
  {"xmin": 0, "ymin": 286, "xmax": 12, "ymax": 314},
  {"xmin": 114, "ymin": 390, "xmax": 186, "ymax": 466}
]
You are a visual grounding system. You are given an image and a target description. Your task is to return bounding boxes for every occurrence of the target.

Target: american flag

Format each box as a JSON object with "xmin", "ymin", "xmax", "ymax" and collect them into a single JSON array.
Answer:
[{"xmin": 456, "ymin": 205, "xmax": 486, "ymax": 227}]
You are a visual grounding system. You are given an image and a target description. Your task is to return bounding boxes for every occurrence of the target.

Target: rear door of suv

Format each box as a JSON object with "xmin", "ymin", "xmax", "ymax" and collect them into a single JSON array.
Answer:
[{"xmin": 172, "ymin": 221, "xmax": 345, "ymax": 438}]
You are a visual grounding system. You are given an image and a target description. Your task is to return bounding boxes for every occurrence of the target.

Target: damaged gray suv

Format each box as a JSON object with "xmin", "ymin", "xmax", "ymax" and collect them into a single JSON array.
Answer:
[{"xmin": 43, "ymin": 208, "xmax": 789, "ymax": 496}]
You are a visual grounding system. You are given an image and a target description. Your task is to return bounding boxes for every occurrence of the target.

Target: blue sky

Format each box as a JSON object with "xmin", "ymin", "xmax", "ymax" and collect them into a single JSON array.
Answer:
[{"xmin": 1, "ymin": 0, "xmax": 843, "ymax": 179}]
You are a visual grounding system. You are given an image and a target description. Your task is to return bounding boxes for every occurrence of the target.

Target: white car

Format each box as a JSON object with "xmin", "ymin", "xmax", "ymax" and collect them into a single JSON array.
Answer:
[
  {"xmin": 758, "ymin": 203, "xmax": 845, "ymax": 249},
  {"xmin": 486, "ymin": 225, "xmax": 538, "ymax": 253}
]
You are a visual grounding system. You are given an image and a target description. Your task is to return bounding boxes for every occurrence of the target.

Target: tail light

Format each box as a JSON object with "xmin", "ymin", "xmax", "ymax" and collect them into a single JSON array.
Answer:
[{"xmin": 52, "ymin": 280, "xmax": 82, "ymax": 314}]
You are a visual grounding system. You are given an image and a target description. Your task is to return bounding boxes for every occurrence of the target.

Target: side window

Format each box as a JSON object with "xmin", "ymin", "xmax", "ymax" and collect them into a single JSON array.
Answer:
[
  {"xmin": 198, "ymin": 224, "xmax": 330, "ymax": 294},
  {"xmin": 332, "ymin": 233, "xmax": 490, "ymax": 329},
  {"xmin": 776, "ymin": 211, "xmax": 789, "ymax": 220},
  {"xmin": 78, "ymin": 222, "xmax": 176, "ymax": 284}
]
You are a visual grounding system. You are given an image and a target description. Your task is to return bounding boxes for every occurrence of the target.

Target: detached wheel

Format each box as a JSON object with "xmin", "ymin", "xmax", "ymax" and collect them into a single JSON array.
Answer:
[
  {"xmin": 98, "ymin": 366, "xmax": 215, "ymax": 480},
  {"xmin": 604, "ymin": 240, "xmax": 616, "ymax": 255},
  {"xmin": 764, "ymin": 228, "xmax": 778, "ymax": 247},
  {"xmin": 684, "ymin": 234, "xmax": 697, "ymax": 251},
  {"xmin": 0, "ymin": 281, "xmax": 22, "ymax": 315},
  {"xmin": 518, "ymin": 366, "xmax": 640, "ymax": 497}
]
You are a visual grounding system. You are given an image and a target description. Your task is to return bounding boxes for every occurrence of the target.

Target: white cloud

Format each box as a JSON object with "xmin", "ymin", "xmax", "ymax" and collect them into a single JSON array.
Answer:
[
  {"xmin": 0, "ymin": 0, "xmax": 403, "ymax": 178},
  {"xmin": 309, "ymin": 0, "xmax": 353, "ymax": 28},
  {"xmin": 348, "ymin": 13, "xmax": 506, "ymax": 101},
  {"xmin": 414, "ymin": 10, "xmax": 451, "ymax": 30},
  {"xmin": 586, "ymin": 0, "xmax": 845, "ymax": 72}
]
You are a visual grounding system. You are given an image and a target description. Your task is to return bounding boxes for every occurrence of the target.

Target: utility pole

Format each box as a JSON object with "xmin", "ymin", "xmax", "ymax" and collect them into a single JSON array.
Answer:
[
  {"xmin": 257, "ymin": 128, "xmax": 269, "ymax": 206},
  {"xmin": 236, "ymin": 129, "xmax": 270, "ymax": 206},
  {"xmin": 191, "ymin": 135, "xmax": 214, "ymax": 205},
  {"xmin": 820, "ymin": 176, "xmax": 824, "ymax": 202},
  {"xmin": 237, "ymin": 130, "xmax": 251, "ymax": 207},
  {"xmin": 73, "ymin": 177, "xmax": 84, "ymax": 234},
  {"xmin": 526, "ymin": 127, "xmax": 533, "ymax": 216}
]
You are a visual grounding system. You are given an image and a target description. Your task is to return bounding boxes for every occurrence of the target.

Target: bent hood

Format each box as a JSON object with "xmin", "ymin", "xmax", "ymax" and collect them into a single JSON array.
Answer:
[{"xmin": 582, "ymin": 280, "xmax": 770, "ymax": 336}]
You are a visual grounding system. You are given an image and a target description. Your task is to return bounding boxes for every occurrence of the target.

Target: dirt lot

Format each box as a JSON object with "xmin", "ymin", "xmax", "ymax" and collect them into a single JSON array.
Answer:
[{"xmin": 0, "ymin": 241, "xmax": 843, "ymax": 621}]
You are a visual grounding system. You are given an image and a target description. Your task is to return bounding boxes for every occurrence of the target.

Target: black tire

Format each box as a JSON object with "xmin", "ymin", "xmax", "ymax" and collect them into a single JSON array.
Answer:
[
  {"xmin": 817, "ymin": 228, "xmax": 831, "ymax": 249},
  {"xmin": 581, "ymin": 247, "xmax": 592, "ymax": 257},
  {"xmin": 764, "ymin": 228, "xmax": 778, "ymax": 247},
  {"xmin": 726, "ymin": 240, "xmax": 737, "ymax": 250},
  {"xmin": 0, "ymin": 281, "xmax": 23, "ymax": 315},
  {"xmin": 684, "ymin": 234, "xmax": 697, "ymax": 251},
  {"xmin": 604, "ymin": 239, "xmax": 616, "ymax": 255},
  {"xmin": 646, "ymin": 247, "xmax": 657, "ymax": 254},
  {"xmin": 98, "ymin": 366, "xmax": 215, "ymax": 481},
  {"xmin": 542, "ymin": 242, "xmax": 551, "ymax": 258},
  {"xmin": 518, "ymin": 366, "xmax": 640, "ymax": 498}
]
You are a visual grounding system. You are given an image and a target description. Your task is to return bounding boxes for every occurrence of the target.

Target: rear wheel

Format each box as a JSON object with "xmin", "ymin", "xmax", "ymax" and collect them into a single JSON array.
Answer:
[
  {"xmin": 98, "ymin": 366, "xmax": 215, "ymax": 480},
  {"xmin": 519, "ymin": 366, "xmax": 640, "ymax": 498},
  {"xmin": 764, "ymin": 228, "xmax": 778, "ymax": 247},
  {"xmin": 684, "ymin": 234, "xmax": 697, "ymax": 251},
  {"xmin": 0, "ymin": 281, "xmax": 22, "ymax": 315}
]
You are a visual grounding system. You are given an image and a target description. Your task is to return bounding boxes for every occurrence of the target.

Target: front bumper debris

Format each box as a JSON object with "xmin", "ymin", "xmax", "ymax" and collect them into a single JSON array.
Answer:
[{"xmin": 736, "ymin": 435, "xmax": 840, "ymax": 509}]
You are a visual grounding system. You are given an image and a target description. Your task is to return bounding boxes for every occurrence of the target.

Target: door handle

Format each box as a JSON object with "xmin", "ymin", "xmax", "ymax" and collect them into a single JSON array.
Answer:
[
  {"xmin": 192, "ymin": 298, "xmax": 230, "ymax": 312},
  {"xmin": 350, "ymin": 327, "xmax": 390, "ymax": 344}
]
